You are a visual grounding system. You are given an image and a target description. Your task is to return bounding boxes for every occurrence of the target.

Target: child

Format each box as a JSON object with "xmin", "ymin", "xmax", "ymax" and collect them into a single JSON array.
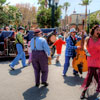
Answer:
[
  {"xmin": 28, "ymin": 41, "xmax": 32, "ymax": 65},
  {"xmin": 51, "ymin": 35, "xmax": 66, "ymax": 63}
]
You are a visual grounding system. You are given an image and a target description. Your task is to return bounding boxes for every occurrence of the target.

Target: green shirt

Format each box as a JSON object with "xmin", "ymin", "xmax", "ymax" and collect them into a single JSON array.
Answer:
[{"xmin": 15, "ymin": 32, "xmax": 24, "ymax": 45}]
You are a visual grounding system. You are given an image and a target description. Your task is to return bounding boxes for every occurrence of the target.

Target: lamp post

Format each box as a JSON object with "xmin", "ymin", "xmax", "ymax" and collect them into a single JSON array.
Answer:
[
  {"xmin": 28, "ymin": 21, "xmax": 31, "ymax": 30},
  {"xmin": 48, "ymin": 0, "xmax": 59, "ymax": 28}
]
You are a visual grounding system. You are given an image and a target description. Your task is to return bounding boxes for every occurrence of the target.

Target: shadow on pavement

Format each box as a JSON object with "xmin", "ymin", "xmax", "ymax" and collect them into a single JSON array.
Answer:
[
  {"xmin": 63, "ymin": 75, "xmax": 84, "ymax": 86},
  {"xmin": 8, "ymin": 67, "xmax": 24, "ymax": 75},
  {"xmin": 86, "ymin": 92, "xmax": 99, "ymax": 100},
  {"xmin": 51, "ymin": 55, "xmax": 57, "ymax": 59},
  {"xmin": 23, "ymin": 86, "xmax": 49, "ymax": 100},
  {"xmin": 53, "ymin": 62, "xmax": 62, "ymax": 67}
]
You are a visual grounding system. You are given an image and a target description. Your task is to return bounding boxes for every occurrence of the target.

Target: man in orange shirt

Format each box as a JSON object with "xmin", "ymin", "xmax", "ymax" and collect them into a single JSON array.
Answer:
[{"xmin": 51, "ymin": 35, "xmax": 66, "ymax": 63}]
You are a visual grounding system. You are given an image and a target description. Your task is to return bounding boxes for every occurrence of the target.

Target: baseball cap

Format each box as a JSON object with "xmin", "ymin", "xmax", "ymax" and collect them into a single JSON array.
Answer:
[
  {"xmin": 34, "ymin": 29, "xmax": 41, "ymax": 34},
  {"xmin": 17, "ymin": 26, "xmax": 25, "ymax": 31},
  {"xmin": 58, "ymin": 35, "xmax": 63, "ymax": 39}
]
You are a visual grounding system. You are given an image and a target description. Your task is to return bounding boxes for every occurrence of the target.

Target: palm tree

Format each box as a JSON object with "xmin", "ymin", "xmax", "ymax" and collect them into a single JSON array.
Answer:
[
  {"xmin": 79, "ymin": 0, "xmax": 92, "ymax": 31},
  {"xmin": 63, "ymin": 2, "xmax": 70, "ymax": 29}
]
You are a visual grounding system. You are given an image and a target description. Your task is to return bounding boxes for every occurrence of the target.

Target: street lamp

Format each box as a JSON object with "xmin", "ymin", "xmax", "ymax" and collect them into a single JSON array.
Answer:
[
  {"xmin": 28, "ymin": 21, "xmax": 31, "ymax": 30},
  {"xmin": 55, "ymin": 0, "xmax": 59, "ymax": 9},
  {"xmin": 48, "ymin": 0, "xmax": 59, "ymax": 28}
]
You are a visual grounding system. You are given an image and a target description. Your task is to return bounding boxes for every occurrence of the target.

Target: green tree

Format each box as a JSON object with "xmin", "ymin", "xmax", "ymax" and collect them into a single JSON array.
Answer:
[
  {"xmin": 37, "ymin": 8, "xmax": 48, "ymax": 28},
  {"xmin": 0, "ymin": 0, "xmax": 8, "ymax": 27},
  {"xmin": 79, "ymin": 0, "xmax": 92, "ymax": 30},
  {"xmin": 7, "ymin": 6, "xmax": 22, "ymax": 26},
  {"xmin": 37, "ymin": 0, "xmax": 61, "ymax": 28},
  {"xmin": 38, "ymin": 0, "xmax": 46, "ymax": 9},
  {"xmin": 0, "ymin": 0, "xmax": 22, "ymax": 27},
  {"xmin": 3, "ymin": 5, "xmax": 22, "ymax": 26},
  {"xmin": 88, "ymin": 11, "xmax": 100, "ymax": 29},
  {"xmin": 0, "ymin": 0, "xmax": 6, "ymax": 5}
]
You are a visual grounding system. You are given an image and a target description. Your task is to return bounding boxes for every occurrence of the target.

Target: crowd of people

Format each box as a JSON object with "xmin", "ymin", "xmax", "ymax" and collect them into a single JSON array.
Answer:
[{"xmin": 0, "ymin": 24, "xmax": 100, "ymax": 99}]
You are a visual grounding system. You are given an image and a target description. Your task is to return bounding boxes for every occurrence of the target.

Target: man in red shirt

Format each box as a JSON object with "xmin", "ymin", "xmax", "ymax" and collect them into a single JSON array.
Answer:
[{"xmin": 51, "ymin": 35, "xmax": 66, "ymax": 63}]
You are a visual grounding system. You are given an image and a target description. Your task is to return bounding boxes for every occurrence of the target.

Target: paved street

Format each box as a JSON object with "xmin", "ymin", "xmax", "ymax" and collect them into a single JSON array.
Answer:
[{"xmin": 0, "ymin": 46, "xmax": 99, "ymax": 100}]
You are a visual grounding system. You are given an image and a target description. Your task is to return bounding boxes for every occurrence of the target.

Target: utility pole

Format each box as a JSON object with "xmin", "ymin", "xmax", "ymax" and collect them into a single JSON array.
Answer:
[{"xmin": 52, "ymin": 0, "xmax": 55, "ymax": 28}]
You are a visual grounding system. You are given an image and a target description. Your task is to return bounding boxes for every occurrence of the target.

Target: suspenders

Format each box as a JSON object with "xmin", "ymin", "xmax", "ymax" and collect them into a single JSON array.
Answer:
[{"xmin": 34, "ymin": 37, "xmax": 37, "ymax": 50}]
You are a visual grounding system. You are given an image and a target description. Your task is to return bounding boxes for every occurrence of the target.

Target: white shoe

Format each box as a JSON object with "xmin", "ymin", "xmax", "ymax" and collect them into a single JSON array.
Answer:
[
  {"xmin": 9, "ymin": 64, "xmax": 15, "ymax": 70},
  {"xmin": 62, "ymin": 73, "xmax": 66, "ymax": 76}
]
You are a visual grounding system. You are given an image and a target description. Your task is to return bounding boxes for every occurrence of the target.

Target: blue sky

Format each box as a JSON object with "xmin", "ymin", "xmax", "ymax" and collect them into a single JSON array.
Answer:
[{"xmin": 6, "ymin": 0, "xmax": 100, "ymax": 18}]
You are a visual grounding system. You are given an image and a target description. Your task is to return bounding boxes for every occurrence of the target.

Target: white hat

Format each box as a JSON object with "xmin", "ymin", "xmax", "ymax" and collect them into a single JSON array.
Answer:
[{"xmin": 70, "ymin": 28, "xmax": 76, "ymax": 33}]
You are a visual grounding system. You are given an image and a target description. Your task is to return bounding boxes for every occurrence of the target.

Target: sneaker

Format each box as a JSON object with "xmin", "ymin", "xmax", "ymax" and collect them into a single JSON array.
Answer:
[
  {"xmin": 56, "ymin": 60, "xmax": 59, "ymax": 63},
  {"xmin": 73, "ymin": 73, "xmax": 79, "ymax": 76},
  {"xmin": 41, "ymin": 82, "xmax": 49, "ymax": 86},
  {"xmin": 62, "ymin": 73, "xmax": 66, "ymax": 76},
  {"xmin": 35, "ymin": 83, "xmax": 40, "ymax": 87},
  {"xmin": 80, "ymin": 90, "xmax": 86, "ymax": 99},
  {"xmin": 9, "ymin": 64, "xmax": 15, "ymax": 70}
]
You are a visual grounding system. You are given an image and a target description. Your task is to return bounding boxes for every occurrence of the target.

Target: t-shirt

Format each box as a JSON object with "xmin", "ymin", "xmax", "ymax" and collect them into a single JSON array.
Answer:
[{"xmin": 53, "ymin": 39, "xmax": 66, "ymax": 54}]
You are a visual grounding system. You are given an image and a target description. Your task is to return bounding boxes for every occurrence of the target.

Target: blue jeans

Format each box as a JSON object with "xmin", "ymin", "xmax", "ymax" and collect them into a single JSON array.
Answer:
[
  {"xmin": 10, "ymin": 43, "xmax": 27, "ymax": 67},
  {"xmin": 63, "ymin": 56, "xmax": 78, "ymax": 75}
]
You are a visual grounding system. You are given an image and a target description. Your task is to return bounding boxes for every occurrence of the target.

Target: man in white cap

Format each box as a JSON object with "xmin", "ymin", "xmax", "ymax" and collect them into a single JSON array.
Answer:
[{"xmin": 63, "ymin": 28, "xmax": 81, "ymax": 76}]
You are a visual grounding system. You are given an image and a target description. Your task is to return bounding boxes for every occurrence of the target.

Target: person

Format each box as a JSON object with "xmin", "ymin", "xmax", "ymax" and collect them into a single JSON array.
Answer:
[
  {"xmin": 27, "ymin": 41, "xmax": 32, "ymax": 65},
  {"xmin": 9, "ymin": 26, "xmax": 28, "ymax": 70},
  {"xmin": 50, "ymin": 35, "xmax": 66, "ymax": 63},
  {"xmin": 80, "ymin": 25, "xmax": 100, "ymax": 99},
  {"xmin": 63, "ymin": 28, "xmax": 81, "ymax": 76},
  {"xmin": 4, "ymin": 26, "xmax": 10, "ymax": 31},
  {"xmin": 30, "ymin": 29, "xmax": 51, "ymax": 87}
]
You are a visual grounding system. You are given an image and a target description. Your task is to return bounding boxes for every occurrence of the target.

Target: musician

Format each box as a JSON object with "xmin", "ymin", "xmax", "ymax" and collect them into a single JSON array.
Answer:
[
  {"xmin": 30, "ymin": 29, "xmax": 51, "ymax": 87},
  {"xmin": 80, "ymin": 25, "xmax": 100, "ymax": 99},
  {"xmin": 9, "ymin": 27, "xmax": 28, "ymax": 70},
  {"xmin": 62, "ymin": 28, "xmax": 81, "ymax": 76}
]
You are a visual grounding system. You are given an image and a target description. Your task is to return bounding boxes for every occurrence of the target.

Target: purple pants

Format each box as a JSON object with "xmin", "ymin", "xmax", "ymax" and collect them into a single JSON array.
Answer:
[{"xmin": 32, "ymin": 50, "xmax": 48, "ymax": 84}]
